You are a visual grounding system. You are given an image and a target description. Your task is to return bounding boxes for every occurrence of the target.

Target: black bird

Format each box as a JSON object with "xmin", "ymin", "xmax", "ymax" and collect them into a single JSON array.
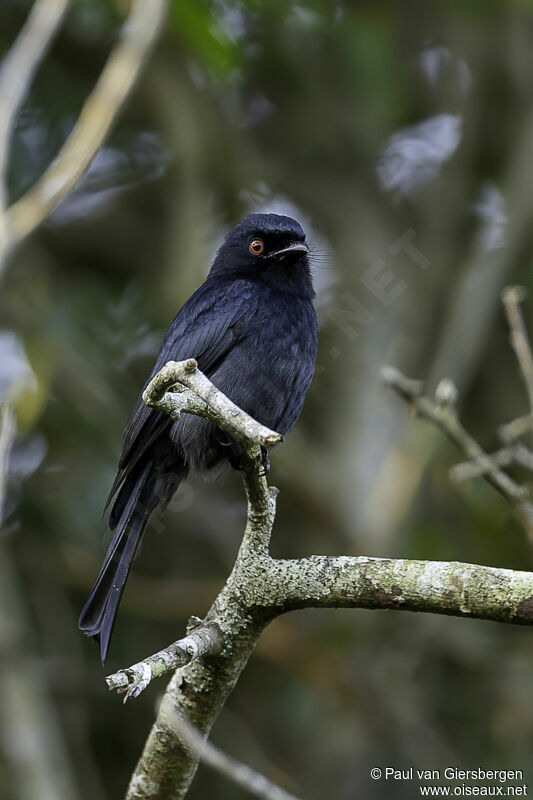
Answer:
[{"xmin": 79, "ymin": 213, "xmax": 318, "ymax": 662}]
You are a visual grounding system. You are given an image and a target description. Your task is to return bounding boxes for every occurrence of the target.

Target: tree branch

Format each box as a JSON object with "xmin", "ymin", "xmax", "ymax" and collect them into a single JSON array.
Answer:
[
  {"xmin": 118, "ymin": 361, "xmax": 284, "ymax": 798},
  {"xmin": 500, "ymin": 413, "xmax": 533, "ymax": 444},
  {"xmin": 106, "ymin": 621, "xmax": 224, "ymax": 701},
  {"xmin": 0, "ymin": 0, "xmax": 168, "ymax": 267},
  {"xmin": 0, "ymin": 404, "xmax": 82, "ymax": 799},
  {"xmin": 105, "ymin": 359, "xmax": 533, "ymax": 800},
  {"xmin": 502, "ymin": 286, "xmax": 533, "ymax": 418},
  {"xmin": 158, "ymin": 702, "xmax": 302, "ymax": 800},
  {"xmin": 142, "ymin": 358, "xmax": 282, "ymax": 450},
  {"xmin": 269, "ymin": 556, "xmax": 533, "ymax": 624},
  {"xmin": 0, "ymin": 403, "xmax": 15, "ymax": 522},
  {"xmin": 0, "ymin": 0, "xmax": 69, "ymax": 245},
  {"xmin": 111, "ymin": 551, "xmax": 533, "ymax": 704},
  {"xmin": 382, "ymin": 364, "xmax": 533, "ymax": 534}
]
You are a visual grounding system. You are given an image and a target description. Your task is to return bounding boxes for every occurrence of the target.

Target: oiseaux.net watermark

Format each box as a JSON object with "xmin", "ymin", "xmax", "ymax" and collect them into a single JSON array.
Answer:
[{"xmin": 370, "ymin": 767, "xmax": 528, "ymax": 796}]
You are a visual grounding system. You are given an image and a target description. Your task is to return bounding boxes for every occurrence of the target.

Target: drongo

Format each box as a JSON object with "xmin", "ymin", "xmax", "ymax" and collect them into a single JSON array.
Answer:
[{"xmin": 79, "ymin": 213, "xmax": 318, "ymax": 662}]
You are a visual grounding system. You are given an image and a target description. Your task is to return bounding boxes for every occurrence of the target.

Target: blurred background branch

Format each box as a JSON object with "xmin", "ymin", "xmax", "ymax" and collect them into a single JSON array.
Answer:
[
  {"xmin": 0, "ymin": 0, "xmax": 168, "ymax": 269},
  {"xmin": 384, "ymin": 287, "xmax": 533, "ymax": 538},
  {"xmin": 160, "ymin": 701, "xmax": 302, "ymax": 800},
  {"xmin": 0, "ymin": 403, "xmax": 15, "ymax": 519},
  {"xmin": 502, "ymin": 286, "xmax": 533, "ymax": 419},
  {"xmin": 0, "ymin": 0, "xmax": 69, "ymax": 248},
  {"xmin": 0, "ymin": 404, "xmax": 82, "ymax": 800},
  {"xmin": 383, "ymin": 366, "xmax": 533, "ymax": 531}
]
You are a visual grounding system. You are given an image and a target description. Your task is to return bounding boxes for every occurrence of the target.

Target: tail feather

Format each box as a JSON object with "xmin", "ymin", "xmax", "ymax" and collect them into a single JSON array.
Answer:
[
  {"xmin": 90, "ymin": 516, "xmax": 144, "ymax": 663},
  {"xmin": 80, "ymin": 451, "xmax": 188, "ymax": 663},
  {"xmin": 108, "ymin": 465, "xmax": 145, "ymax": 532},
  {"xmin": 79, "ymin": 462, "xmax": 151, "ymax": 663}
]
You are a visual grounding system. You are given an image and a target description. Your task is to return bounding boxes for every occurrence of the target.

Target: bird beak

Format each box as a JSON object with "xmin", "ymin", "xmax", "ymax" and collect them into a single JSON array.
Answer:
[{"xmin": 272, "ymin": 242, "xmax": 309, "ymax": 257}]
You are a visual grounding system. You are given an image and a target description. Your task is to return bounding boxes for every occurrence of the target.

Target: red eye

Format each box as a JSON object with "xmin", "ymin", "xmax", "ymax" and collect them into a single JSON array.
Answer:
[{"xmin": 249, "ymin": 238, "xmax": 264, "ymax": 255}]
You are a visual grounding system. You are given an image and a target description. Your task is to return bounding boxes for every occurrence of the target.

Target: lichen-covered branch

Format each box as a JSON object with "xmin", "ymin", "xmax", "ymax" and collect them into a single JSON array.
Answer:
[
  {"xmin": 106, "ymin": 621, "xmax": 224, "ymax": 701},
  {"xmin": 122, "ymin": 554, "xmax": 533, "ymax": 799},
  {"xmin": 118, "ymin": 360, "xmax": 283, "ymax": 798},
  {"xmin": 267, "ymin": 556, "xmax": 533, "ymax": 625},
  {"xmin": 142, "ymin": 358, "xmax": 282, "ymax": 450},
  {"xmin": 111, "ymin": 359, "xmax": 533, "ymax": 800}
]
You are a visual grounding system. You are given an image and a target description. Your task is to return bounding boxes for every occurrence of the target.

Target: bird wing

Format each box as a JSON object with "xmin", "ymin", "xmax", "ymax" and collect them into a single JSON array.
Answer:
[{"xmin": 105, "ymin": 279, "xmax": 257, "ymax": 510}]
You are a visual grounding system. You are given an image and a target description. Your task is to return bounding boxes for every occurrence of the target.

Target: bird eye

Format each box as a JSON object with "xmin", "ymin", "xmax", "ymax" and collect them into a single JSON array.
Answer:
[{"xmin": 249, "ymin": 238, "xmax": 264, "ymax": 255}]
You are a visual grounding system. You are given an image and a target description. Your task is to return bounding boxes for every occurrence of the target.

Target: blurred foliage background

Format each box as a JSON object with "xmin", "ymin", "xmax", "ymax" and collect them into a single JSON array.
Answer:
[{"xmin": 2, "ymin": 0, "xmax": 533, "ymax": 798}]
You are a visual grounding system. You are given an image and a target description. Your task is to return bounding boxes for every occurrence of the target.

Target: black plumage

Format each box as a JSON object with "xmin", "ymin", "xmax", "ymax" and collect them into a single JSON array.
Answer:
[{"xmin": 79, "ymin": 213, "xmax": 318, "ymax": 662}]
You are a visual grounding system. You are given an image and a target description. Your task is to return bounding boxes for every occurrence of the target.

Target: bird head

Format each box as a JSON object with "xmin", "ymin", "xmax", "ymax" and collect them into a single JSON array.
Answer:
[{"xmin": 210, "ymin": 213, "xmax": 314, "ymax": 297}]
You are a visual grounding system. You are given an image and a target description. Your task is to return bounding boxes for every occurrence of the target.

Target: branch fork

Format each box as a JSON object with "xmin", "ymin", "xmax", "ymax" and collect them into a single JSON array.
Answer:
[
  {"xmin": 104, "ymin": 355, "xmax": 533, "ymax": 800},
  {"xmin": 383, "ymin": 287, "xmax": 533, "ymax": 537},
  {"xmin": 107, "ymin": 359, "xmax": 283, "ymax": 704}
]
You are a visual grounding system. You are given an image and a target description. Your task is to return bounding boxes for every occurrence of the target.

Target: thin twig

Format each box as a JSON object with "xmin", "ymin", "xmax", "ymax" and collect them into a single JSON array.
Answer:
[
  {"xmin": 512, "ymin": 444, "xmax": 533, "ymax": 470},
  {"xmin": 499, "ymin": 413, "xmax": 533, "ymax": 444},
  {"xmin": 0, "ymin": 0, "xmax": 69, "ymax": 251},
  {"xmin": 382, "ymin": 365, "xmax": 533, "ymax": 533},
  {"xmin": 450, "ymin": 448, "xmax": 516, "ymax": 482},
  {"xmin": 3, "ymin": 0, "xmax": 168, "ymax": 263},
  {"xmin": 452, "ymin": 444, "xmax": 533, "ymax": 482},
  {"xmin": 0, "ymin": 403, "xmax": 15, "ymax": 524},
  {"xmin": 382, "ymin": 365, "xmax": 527, "ymax": 500},
  {"xmin": 159, "ymin": 700, "xmax": 302, "ymax": 800},
  {"xmin": 502, "ymin": 286, "xmax": 533, "ymax": 416},
  {"xmin": 106, "ymin": 620, "xmax": 224, "ymax": 700}
]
